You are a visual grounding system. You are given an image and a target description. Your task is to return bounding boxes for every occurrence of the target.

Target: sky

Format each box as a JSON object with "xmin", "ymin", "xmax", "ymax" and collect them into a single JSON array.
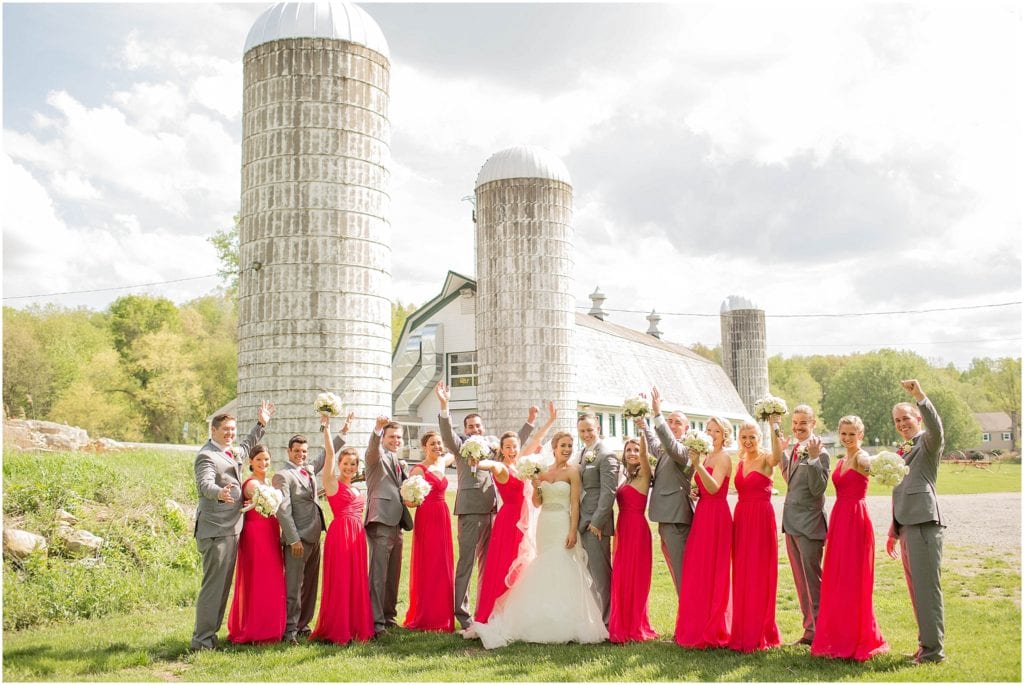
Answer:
[{"xmin": 2, "ymin": 0, "xmax": 1021, "ymax": 369}]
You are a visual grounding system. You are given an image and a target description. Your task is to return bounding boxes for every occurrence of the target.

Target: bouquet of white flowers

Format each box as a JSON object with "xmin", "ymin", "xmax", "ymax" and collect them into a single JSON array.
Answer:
[
  {"xmin": 400, "ymin": 474, "xmax": 431, "ymax": 505},
  {"xmin": 622, "ymin": 395, "xmax": 651, "ymax": 420},
  {"xmin": 515, "ymin": 454, "xmax": 546, "ymax": 480},
  {"xmin": 753, "ymin": 395, "xmax": 789, "ymax": 422},
  {"xmin": 682, "ymin": 430, "xmax": 714, "ymax": 455},
  {"xmin": 251, "ymin": 483, "xmax": 284, "ymax": 517},
  {"xmin": 461, "ymin": 435, "xmax": 497, "ymax": 473},
  {"xmin": 314, "ymin": 391, "xmax": 342, "ymax": 416},
  {"xmin": 869, "ymin": 450, "xmax": 910, "ymax": 488}
]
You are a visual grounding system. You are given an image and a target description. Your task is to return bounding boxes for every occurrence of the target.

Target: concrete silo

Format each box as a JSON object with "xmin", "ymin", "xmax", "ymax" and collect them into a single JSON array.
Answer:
[
  {"xmin": 720, "ymin": 295, "xmax": 769, "ymax": 415},
  {"xmin": 238, "ymin": 1, "xmax": 391, "ymax": 455},
  {"xmin": 474, "ymin": 146, "xmax": 576, "ymax": 434}
]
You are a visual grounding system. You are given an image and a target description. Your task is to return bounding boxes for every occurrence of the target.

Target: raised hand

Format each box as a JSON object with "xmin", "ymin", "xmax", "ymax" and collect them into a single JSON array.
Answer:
[
  {"xmin": 258, "ymin": 399, "xmax": 276, "ymax": 426},
  {"xmin": 807, "ymin": 434, "xmax": 823, "ymax": 459},
  {"xmin": 651, "ymin": 386, "xmax": 662, "ymax": 415},
  {"xmin": 374, "ymin": 415, "xmax": 390, "ymax": 432},
  {"xmin": 342, "ymin": 410, "xmax": 355, "ymax": 434},
  {"xmin": 434, "ymin": 380, "xmax": 450, "ymax": 409},
  {"xmin": 547, "ymin": 400, "xmax": 558, "ymax": 422},
  {"xmin": 527, "ymin": 405, "xmax": 540, "ymax": 425},
  {"xmin": 901, "ymin": 379, "xmax": 925, "ymax": 401}
]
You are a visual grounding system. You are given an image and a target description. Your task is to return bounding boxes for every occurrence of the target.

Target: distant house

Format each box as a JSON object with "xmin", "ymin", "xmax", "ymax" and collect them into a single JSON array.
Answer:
[{"xmin": 973, "ymin": 412, "xmax": 1015, "ymax": 452}]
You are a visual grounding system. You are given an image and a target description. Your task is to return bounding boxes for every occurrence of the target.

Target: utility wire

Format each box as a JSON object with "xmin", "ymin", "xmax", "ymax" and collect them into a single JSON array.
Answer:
[
  {"xmin": 768, "ymin": 336, "xmax": 1021, "ymax": 348},
  {"xmin": 577, "ymin": 301, "xmax": 1021, "ymax": 318},
  {"xmin": 2, "ymin": 274, "xmax": 220, "ymax": 300}
]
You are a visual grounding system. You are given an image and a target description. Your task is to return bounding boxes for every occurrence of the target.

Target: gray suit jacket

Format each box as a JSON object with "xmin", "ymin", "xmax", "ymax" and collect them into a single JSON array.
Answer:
[
  {"xmin": 193, "ymin": 422, "xmax": 265, "ymax": 539},
  {"xmin": 781, "ymin": 440, "xmax": 830, "ymax": 540},
  {"xmin": 891, "ymin": 397, "xmax": 944, "ymax": 533},
  {"xmin": 438, "ymin": 413, "xmax": 532, "ymax": 516},
  {"xmin": 578, "ymin": 440, "xmax": 619, "ymax": 536},
  {"xmin": 364, "ymin": 431, "xmax": 406, "ymax": 527},
  {"xmin": 273, "ymin": 458, "xmax": 327, "ymax": 546},
  {"xmin": 642, "ymin": 419, "xmax": 695, "ymax": 524}
]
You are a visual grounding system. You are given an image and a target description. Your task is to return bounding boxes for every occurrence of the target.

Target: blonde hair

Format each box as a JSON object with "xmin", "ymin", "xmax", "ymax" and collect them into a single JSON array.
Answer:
[
  {"xmin": 707, "ymin": 416, "xmax": 734, "ymax": 447},
  {"xmin": 838, "ymin": 415, "xmax": 865, "ymax": 433},
  {"xmin": 792, "ymin": 404, "xmax": 816, "ymax": 419}
]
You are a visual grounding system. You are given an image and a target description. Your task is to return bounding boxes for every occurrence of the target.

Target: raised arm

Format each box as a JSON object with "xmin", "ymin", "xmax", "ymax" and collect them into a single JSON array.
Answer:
[
  {"xmin": 435, "ymin": 381, "xmax": 465, "ymax": 456},
  {"xmin": 475, "ymin": 459, "xmax": 509, "ymax": 483},
  {"xmin": 636, "ymin": 432, "xmax": 653, "ymax": 488},
  {"xmin": 321, "ymin": 414, "xmax": 340, "ymax": 498},
  {"xmin": 521, "ymin": 401, "xmax": 558, "ymax": 455},
  {"xmin": 311, "ymin": 411, "xmax": 352, "ymax": 475},
  {"xmin": 365, "ymin": 416, "xmax": 387, "ymax": 470},
  {"xmin": 904, "ymin": 379, "xmax": 944, "ymax": 459},
  {"xmin": 766, "ymin": 414, "xmax": 786, "ymax": 468}
]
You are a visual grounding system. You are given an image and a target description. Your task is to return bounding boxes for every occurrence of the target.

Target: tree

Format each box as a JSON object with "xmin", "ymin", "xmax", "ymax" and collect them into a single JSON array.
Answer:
[
  {"xmin": 208, "ymin": 215, "xmax": 240, "ymax": 294},
  {"xmin": 2, "ymin": 308, "xmax": 53, "ymax": 418},
  {"xmin": 49, "ymin": 350, "xmax": 146, "ymax": 441},
  {"xmin": 767, "ymin": 355, "xmax": 824, "ymax": 432},
  {"xmin": 989, "ymin": 358, "xmax": 1021, "ymax": 451},
  {"xmin": 391, "ymin": 300, "xmax": 417, "ymax": 349},
  {"xmin": 131, "ymin": 330, "xmax": 204, "ymax": 443},
  {"xmin": 690, "ymin": 342, "xmax": 721, "ymax": 364},
  {"xmin": 108, "ymin": 295, "xmax": 181, "ymax": 387}
]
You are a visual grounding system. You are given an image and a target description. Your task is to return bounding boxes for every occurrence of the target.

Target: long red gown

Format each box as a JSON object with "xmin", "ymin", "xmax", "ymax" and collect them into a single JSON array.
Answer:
[
  {"xmin": 227, "ymin": 477, "xmax": 286, "ymax": 643},
  {"xmin": 811, "ymin": 462, "xmax": 889, "ymax": 661},
  {"xmin": 474, "ymin": 473, "xmax": 526, "ymax": 624},
  {"xmin": 310, "ymin": 484, "xmax": 374, "ymax": 644},
  {"xmin": 608, "ymin": 482, "xmax": 659, "ymax": 643},
  {"xmin": 403, "ymin": 467, "xmax": 455, "ymax": 632},
  {"xmin": 675, "ymin": 462, "xmax": 732, "ymax": 648},
  {"xmin": 729, "ymin": 463, "xmax": 781, "ymax": 652}
]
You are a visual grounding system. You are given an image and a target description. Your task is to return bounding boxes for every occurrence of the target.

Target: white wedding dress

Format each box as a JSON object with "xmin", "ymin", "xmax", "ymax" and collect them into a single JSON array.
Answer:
[{"xmin": 474, "ymin": 480, "xmax": 608, "ymax": 648}]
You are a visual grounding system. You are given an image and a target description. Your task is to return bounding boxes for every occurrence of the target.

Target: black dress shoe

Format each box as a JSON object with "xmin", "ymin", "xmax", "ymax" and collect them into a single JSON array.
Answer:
[{"xmin": 790, "ymin": 637, "xmax": 813, "ymax": 646}]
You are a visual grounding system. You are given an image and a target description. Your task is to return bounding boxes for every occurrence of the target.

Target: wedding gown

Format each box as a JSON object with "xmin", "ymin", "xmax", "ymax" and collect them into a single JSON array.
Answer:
[{"xmin": 474, "ymin": 480, "xmax": 608, "ymax": 649}]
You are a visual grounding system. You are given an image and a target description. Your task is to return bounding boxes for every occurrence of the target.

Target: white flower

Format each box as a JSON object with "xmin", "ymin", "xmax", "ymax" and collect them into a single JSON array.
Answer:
[
  {"xmin": 314, "ymin": 392, "xmax": 342, "ymax": 416},
  {"xmin": 796, "ymin": 444, "xmax": 810, "ymax": 460},
  {"xmin": 682, "ymin": 430, "xmax": 714, "ymax": 455},
  {"xmin": 515, "ymin": 454, "xmax": 545, "ymax": 480},
  {"xmin": 869, "ymin": 451, "xmax": 910, "ymax": 488},
  {"xmin": 648, "ymin": 454, "xmax": 658, "ymax": 470},
  {"xmin": 460, "ymin": 435, "xmax": 496, "ymax": 463},
  {"xmin": 622, "ymin": 395, "xmax": 651, "ymax": 420},
  {"xmin": 583, "ymin": 449, "xmax": 596, "ymax": 464},
  {"xmin": 897, "ymin": 440, "xmax": 914, "ymax": 455},
  {"xmin": 753, "ymin": 395, "xmax": 789, "ymax": 422},
  {"xmin": 400, "ymin": 475, "xmax": 432, "ymax": 505},
  {"xmin": 251, "ymin": 483, "xmax": 283, "ymax": 517}
]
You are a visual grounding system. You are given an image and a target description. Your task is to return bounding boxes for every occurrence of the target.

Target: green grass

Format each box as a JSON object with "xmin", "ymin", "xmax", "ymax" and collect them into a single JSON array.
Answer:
[{"xmin": 769, "ymin": 462, "xmax": 1020, "ymax": 497}]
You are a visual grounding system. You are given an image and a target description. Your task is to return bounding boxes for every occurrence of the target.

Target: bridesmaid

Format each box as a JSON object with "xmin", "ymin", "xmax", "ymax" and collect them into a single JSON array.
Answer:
[
  {"xmin": 811, "ymin": 415, "xmax": 889, "ymax": 661},
  {"xmin": 729, "ymin": 421, "xmax": 781, "ymax": 652},
  {"xmin": 403, "ymin": 431, "xmax": 456, "ymax": 632},
  {"xmin": 226, "ymin": 444, "xmax": 286, "ymax": 643},
  {"xmin": 310, "ymin": 412, "xmax": 374, "ymax": 644},
  {"xmin": 608, "ymin": 430, "xmax": 658, "ymax": 643},
  {"xmin": 675, "ymin": 416, "xmax": 734, "ymax": 649},
  {"xmin": 470, "ymin": 402, "xmax": 558, "ymax": 630}
]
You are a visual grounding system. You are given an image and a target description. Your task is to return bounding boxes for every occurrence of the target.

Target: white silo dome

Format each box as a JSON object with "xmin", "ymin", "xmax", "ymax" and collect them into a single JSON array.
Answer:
[
  {"xmin": 475, "ymin": 145, "xmax": 572, "ymax": 188},
  {"xmin": 244, "ymin": 1, "xmax": 389, "ymax": 57},
  {"xmin": 721, "ymin": 294, "xmax": 760, "ymax": 313}
]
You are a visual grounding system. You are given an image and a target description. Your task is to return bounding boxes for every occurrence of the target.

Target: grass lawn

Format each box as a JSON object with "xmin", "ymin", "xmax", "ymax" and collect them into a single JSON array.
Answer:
[{"xmin": 772, "ymin": 462, "xmax": 1020, "ymax": 497}]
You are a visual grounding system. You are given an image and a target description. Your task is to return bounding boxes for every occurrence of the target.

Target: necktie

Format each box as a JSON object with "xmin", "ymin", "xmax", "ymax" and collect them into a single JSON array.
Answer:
[
  {"xmin": 225, "ymin": 449, "xmax": 233, "ymax": 459},
  {"xmin": 300, "ymin": 468, "xmax": 309, "ymax": 478},
  {"xmin": 392, "ymin": 454, "xmax": 401, "ymax": 479},
  {"xmin": 789, "ymin": 444, "xmax": 799, "ymax": 479}
]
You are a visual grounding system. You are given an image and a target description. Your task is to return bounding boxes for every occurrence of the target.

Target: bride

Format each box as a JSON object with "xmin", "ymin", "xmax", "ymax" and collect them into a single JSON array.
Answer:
[{"xmin": 471, "ymin": 430, "xmax": 609, "ymax": 648}]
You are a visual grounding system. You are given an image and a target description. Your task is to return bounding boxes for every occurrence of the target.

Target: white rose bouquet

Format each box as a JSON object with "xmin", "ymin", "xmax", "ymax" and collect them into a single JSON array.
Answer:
[
  {"xmin": 869, "ymin": 451, "xmax": 910, "ymax": 488},
  {"xmin": 753, "ymin": 395, "xmax": 789, "ymax": 422},
  {"xmin": 515, "ymin": 454, "xmax": 545, "ymax": 480},
  {"xmin": 400, "ymin": 474, "xmax": 431, "ymax": 506},
  {"xmin": 250, "ymin": 483, "xmax": 284, "ymax": 517},
  {"xmin": 622, "ymin": 395, "xmax": 652, "ymax": 420},
  {"xmin": 314, "ymin": 392, "xmax": 342, "ymax": 416},
  {"xmin": 682, "ymin": 430, "xmax": 714, "ymax": 455},
  {"xmin": 461, "ymin": 435, "xmax": 497, "ymax": 474}
]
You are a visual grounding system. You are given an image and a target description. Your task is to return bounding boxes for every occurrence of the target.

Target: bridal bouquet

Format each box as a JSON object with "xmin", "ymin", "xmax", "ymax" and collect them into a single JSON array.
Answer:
[
  {"xmin": 753, "ymin": 395, "xmax": 789, "ymax": 422},
  {"xmin": 251, "ymin": 483, "xmax": 284, "ymax": 517},
  {"xmin": 622, "ymin": 395, "xmax": 651, "ymax": 420},
  {"xmin": 869, "ymin": 451, "xmax": 910, "ymax": 488},
  {"xmin": 515, "ymin": 454, "xmax": 545, "ymax": 480},
  {"xmin": 400, "ymin": 474, "xmax": 431, "ymax": 505},
  {"xmin": 682, "ymin": 430, "xmax": 714, "ymax": 455},
  {"xmin": 461, "ymin": 435, "xmax": 498, "ymax": 473},
  {"xmin": 314, "ymin": 392, "xmax": 342, "ymax": 416}
]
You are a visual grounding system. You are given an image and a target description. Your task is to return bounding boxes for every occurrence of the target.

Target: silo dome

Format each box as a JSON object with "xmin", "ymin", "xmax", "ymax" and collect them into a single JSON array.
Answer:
[
  {"xmin": 244, "ymin": 1, "xmax": 390, "ymax": 56},
  {"xmin": 721, "ymin": 294, "xmax": 759, "ymax": 313},
  {"xmin": 475, "ymin": 145, "xmax": 572, "ymax": 188}
]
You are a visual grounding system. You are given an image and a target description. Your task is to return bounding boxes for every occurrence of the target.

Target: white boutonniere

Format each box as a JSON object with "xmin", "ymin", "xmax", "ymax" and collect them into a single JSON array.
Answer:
[
  {"xmin": 796, "ymin": 444, "xmax": 809, "ymax": 460},
  {"xmin": 583, "ymin": 449, "xmax": 595, "ymax": 464},
  {"xmin": 897, "ymin": 440, "xmax": 913, "ymax": 456}
]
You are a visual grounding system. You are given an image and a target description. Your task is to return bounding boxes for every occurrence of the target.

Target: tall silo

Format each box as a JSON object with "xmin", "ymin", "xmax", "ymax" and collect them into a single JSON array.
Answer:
[
  {"xmin": 238, "ymin": 1, "xmax": 391, "ymax": 455},
  {"xmin": 720, "ymin": 295, "xmax": 769, "ymax": 415},
  {"xmin": 474, "ymin": 146, "xmax": 576, "ymax": 434}
]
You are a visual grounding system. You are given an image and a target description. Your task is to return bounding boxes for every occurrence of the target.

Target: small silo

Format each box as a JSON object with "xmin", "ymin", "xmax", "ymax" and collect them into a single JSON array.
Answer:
[
  {"xmin": 720, "ymin": 295, "xmax": 769, "ymax": 415},
  {"xmin": 474, "ymin": 146, "xmax": 576, "ymax": 434},
  {"xmin": 238, "ymin": 1, "xmax": 391, "ymax": 455}
]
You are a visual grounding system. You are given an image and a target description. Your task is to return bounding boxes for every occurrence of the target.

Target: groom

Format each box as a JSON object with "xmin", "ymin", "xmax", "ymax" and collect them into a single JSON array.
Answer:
[{"xmin": 576, "ymin": 413, "xmax": 619, "ymax": 626}]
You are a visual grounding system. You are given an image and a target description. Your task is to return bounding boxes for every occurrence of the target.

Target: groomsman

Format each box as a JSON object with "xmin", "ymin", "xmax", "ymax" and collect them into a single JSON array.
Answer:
[
  {"xmin": 434, "ymin": 380, "xmax": 535, "ymax": 632},
  {"xmin": 769, "ymin": 404, "xmax": 830, "ymax": 646},
  {"xmin": 637, "ymin": 386, "xmax": 695, "ymax": 596},
  {"xmin": 190, "ymin": 400, "xmax": 273, "ymax": 651},
  {"xmin": 274, "ymin": 414, "xmax": 352, "ymax": 643},
  {"xmin": 576, "ymin": 412, "xmax": 620, "ymax": 626},
  {"xmin": 887, "ymin": 379, "xmax": 945, "ymax": 664},
  {"xmin": 365, "ymin": 416, "xmax": 408, "ymax": 636}
]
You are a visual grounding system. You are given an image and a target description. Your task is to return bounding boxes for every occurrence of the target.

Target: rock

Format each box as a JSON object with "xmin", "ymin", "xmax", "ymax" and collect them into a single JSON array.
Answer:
[
  {"xmin": 2, "ymin": 418, "xmax": 90, "ymax": 451},
  {"xmin": 84, "ymin": 438, "xmax": 124, "ymax": 452},
  {"xmin": 56, "ymin": 509, "xmax": 79, "ymax": 525},
  {"xmin": 57, "ymin": 527, "xmax": 104, "ymax": 556},
  {"xmin": 3, "ymin": 528, "xmax": 48, "ymax": 558}
]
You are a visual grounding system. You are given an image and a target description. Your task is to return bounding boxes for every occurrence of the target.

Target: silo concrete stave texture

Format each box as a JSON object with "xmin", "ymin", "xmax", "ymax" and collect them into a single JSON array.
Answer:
[
  {"xmin": 474, "ymin": 146, "xmax": 576, "ymax": 435},
  {"xmin": 238, "ymin": 1, "xmax": 391, "ymax": 456},
  {"xmin": 720, "ymin": 295, "xmax": 769, "ymax": 421}
]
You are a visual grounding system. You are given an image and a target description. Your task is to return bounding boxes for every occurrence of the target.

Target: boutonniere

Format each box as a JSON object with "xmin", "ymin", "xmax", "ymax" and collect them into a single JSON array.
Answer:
[
  {"xmin": 583, "ymin": 449, "xmax": 595, "ymax": 464},
  {"xmin": 897, "ymin": 440, "xmax": 913, "ymax": 456},
  {"xmin": 796, "ymin": 444, "xmax": 809, "ymax": 460}
]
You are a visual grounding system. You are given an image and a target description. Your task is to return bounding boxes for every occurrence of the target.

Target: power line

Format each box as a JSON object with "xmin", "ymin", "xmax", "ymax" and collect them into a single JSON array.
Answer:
[
  {"xmin": 2, "ymin": 274, "xmax": 220, "ymax": 300},
  {"xmin": 577, "ymin": 301, "xmax": 1021, "ymax": 318},
  {"xmin": 768, "ymin": 336, "xmax": 1021, "ymax": 348}
]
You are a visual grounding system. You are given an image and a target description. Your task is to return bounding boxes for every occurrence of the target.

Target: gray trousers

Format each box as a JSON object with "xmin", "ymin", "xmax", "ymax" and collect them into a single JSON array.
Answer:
[
  {"xmin": 785, "ymin": 532, "xmax": 824, "ymax": 639},
  {"xmin": 191, "ymin": 534, "xmax": 238, "ymax": 650},
  {"xmin": 366, "ymin": 522, "xmax": 403, "ymax": 632},
  {"xmin": 283, "ymin": 538, "xmax": 321, "ymax": 638},
  {"xmin": 580, "ymin": 528, "xmax": 612, "ymax": 625},
  {"xmin": 455, "ymin": 512, "xmax": 493, "ymax": 628},
  {"xmin": 899, "ymin": 522, "xmax": 945, "ymax": 661},
  {"xmin": 657, "ymin": 522, "xmax": 691, "ymax": 596}
]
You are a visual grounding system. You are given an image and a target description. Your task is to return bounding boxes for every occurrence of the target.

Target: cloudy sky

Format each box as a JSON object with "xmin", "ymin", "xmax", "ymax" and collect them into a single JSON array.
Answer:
[{"xmin": 3, "ymin": 1, "xmax": 1021, "ymax": 368}]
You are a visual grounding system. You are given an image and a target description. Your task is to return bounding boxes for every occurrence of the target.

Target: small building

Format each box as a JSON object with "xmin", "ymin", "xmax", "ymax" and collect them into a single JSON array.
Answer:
[{"xmin": 974, "ymin": 412, "xmax": 1015, "ymax": 452}]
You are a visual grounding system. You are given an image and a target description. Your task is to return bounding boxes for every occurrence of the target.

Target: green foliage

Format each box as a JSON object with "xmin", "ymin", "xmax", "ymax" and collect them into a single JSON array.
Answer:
[
  {"xmin": 108, "ymin": 294, "xmax": 181, "ymax": 366},
  {"xmin": 208, "ymin": 216, "xmax": 240, "ymax": 293},
  {"xmin": 767, "ymin": 355, "xmax": 824, "ymax": 432},
  {"xmin": 48, "ymin": 349, "xmax": 145, "ymax": 441},
  {"xmin": 391, "ymin": 300, "xmax": 417, "ymax": 349},
  {"xmin": 689, "ymin": 342, "xmax": 721, "ymax": 364}
]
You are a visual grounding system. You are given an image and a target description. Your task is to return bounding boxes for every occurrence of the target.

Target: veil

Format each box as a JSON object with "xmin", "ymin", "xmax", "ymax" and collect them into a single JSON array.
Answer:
[{"xmin": 502, "ymin": 438, "xmax": 555, "ymax": 588}]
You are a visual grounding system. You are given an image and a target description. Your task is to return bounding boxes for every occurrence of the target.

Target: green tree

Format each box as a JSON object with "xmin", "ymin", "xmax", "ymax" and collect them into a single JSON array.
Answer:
[
  {"xmin": 2, "ymin": 308, "xmax": 53, "ymax": 418},
  {"xmin": 107, "ymin": 295, "xmax": 181, "ymax": 387},
  {"xmin": 690, "ymin": 342, "xmax": 721, "ymax": 364},
  {"xmin": 767, "ymin": 355, "xmax": 824, "ymax": 432},
  {"xmin": 131, "ymin": 330, "xmax": 204, "ymax": 442},
  {"xmin": 391, "ymin": 300, "xmax": 417, "ymax": 349},
  {"xmin": 48, "ymin": 350, "xmax": 146, "ymax": 441},
  {"xmin": 208, "ymin": 215, "xmax": 240, "ymax": 294}
]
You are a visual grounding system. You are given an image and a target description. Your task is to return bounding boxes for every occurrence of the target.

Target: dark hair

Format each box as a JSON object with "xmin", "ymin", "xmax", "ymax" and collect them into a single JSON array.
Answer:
[
  {"xmin": 249, "ymin": 444, "xmax": 270, "ymax": 472},
  {"xmin": 420, "ymin": 431, "xmax": 440, "ymax": 447},
  {"xmin": 288, "ymin": 434, "xmax": 308, "ymax": 450},
  {"xmin": 577, "ymin": 412, "xmax": 598, "ymax": 424},
  {"xmin": 499, "ymin": 431, "xmax": 519, "ymax": 450},
  {"xmin": 211, "ymin": 413, "xmax": 235, "ymax": 429},
  {"xmin": 463, "ymin": 413, "xmax": 482, "ymax": 429},
  {"xmin": 382, "ymin": 421, "xmax": 402, "ymax": 435},
  {"xmin": 338, "ymin": 447, "xmax": 360, "ymax": 467}
]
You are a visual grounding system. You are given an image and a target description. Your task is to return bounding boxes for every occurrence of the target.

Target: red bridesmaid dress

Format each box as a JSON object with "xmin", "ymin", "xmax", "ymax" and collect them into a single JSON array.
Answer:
[
  {"xmin": 674, "ymin": 462, "xmax": 732, "ymax": 648},
  {"xmin": 474, "ymin": 473, "xmax": 526, "ymax": 624},
  {"xmin": 310, "ymin": 484, "xmax": 374, "ymax": 644},
  {"xmin": 811, "ymin": 461, "xmax": 889, "ymax": 661},
  {"xmin": 403, "ymin": 467, "xmax": 455, "ymax": 632},
  {"xmin": 227, "ymin": 477, "xmax": 286, "ymax": 643},
  {"xmin": 608, "ymin": 482, "xmax": 658, "ymax": 643},
  {"xmin": 729, "ymin": 462, "xmax": 781, "ymax": 652}
]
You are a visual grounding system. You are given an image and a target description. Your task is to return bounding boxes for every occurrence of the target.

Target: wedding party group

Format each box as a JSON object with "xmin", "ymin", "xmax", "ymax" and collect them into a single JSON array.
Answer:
[{"xmin": 189, "ymin": 377, "xmax": 945, "ymax": 666}]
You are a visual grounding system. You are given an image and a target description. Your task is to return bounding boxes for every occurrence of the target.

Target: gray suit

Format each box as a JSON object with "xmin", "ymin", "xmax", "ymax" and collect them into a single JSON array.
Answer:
[
  {"xmin": 890, "ymin": 397, "xmax": 945, "ymax": 662},
  {"xmin": 190, "ymin": 422, "xmax": 265, "ymax": 650},
  {"xmin": 641, "ymin": 418, "xmax": 695, "ymax": 595},
  {"xmin": 780, "ymin": 440, "xmax": 830, "ymax": 641},
  {"xmin": 438, "ymin": 413, "xmax": 532, "ymax": 628},
  {"xmin": 364, "ymin": 430, "xmax": 406, "ymax": 632},
  {"xmin": 578, "ymin": 439, "xmax": 619, "ymax": 625}
]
